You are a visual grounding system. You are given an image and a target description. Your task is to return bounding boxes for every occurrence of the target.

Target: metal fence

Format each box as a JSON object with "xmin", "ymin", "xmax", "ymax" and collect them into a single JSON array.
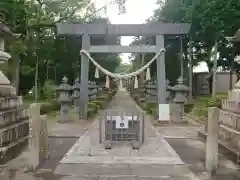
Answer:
[{"xmin": 100, "ymin": 109, "xmax": 144, "ymax": 149}]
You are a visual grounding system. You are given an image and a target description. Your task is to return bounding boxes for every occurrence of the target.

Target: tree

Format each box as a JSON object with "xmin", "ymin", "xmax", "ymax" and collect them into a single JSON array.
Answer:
[
  {"xmin": 142, "ymin": 0, "xmax": 240, "ymax": 87},
  {"xmin": 2, "ymin": 0, "xmax": 122, "ymax": 97}
]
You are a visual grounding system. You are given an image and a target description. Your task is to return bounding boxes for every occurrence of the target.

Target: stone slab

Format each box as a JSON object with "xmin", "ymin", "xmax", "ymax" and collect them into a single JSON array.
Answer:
[
  {"xmin": 55, "ymin": 91, "xmax": 194, "ymax": 179},
  {"xmin": 156, "ymin": 126, "xmax": 199, "ymax": 139},
  {"xmin": 55, "ymin": 163, "xmax": 191, "ymax": 177},
  {"xmin": 48, "ymin": 123, "xmax": 88, "ymax": 138},
  {"xmin": 59, "ymin": 119, "xmax": 183, "ymax": 165}
]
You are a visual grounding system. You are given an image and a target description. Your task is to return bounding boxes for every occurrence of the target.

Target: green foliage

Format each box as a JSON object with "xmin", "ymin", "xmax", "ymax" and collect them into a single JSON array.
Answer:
[
  {"xmin": 40, "ymin": 100, "xmax": 61, "ymax": 115},
  {"xmin": 42, "ymin": 80, "xmax": 57, "ymax": 100},
  {"xmin": 2, "ymin": 0, "xmax": 121, "ymax": 95},
  {"xmin": 190, "ymin": 93, "xmax": 227, "ymax": 121},
  {"xmin": 132, "ymin": 0, "xmax": 240, "ymax": 83},
  {"xmin": 184, "ymin": 103, "xmax": 194, "ymax": 113}
]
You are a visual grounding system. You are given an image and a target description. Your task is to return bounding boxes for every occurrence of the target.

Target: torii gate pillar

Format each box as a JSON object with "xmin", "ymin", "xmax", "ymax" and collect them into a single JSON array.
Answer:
[
  {"xmin": 56, "ymin": 23, "xmax": 191, "ymax": 119},
  {"xmin": 80, "ymin": 34, "xmax": 90, "ymax": 118},
  {"xmin": 156, "ymin": 35, "xmax": 167, "ymax": 120}
]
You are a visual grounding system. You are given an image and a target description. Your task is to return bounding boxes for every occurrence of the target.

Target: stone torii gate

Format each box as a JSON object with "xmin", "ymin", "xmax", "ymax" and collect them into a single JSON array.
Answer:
[{"xmin": 56, "ymin": 23, "xmax": 190, "ymax": 119}]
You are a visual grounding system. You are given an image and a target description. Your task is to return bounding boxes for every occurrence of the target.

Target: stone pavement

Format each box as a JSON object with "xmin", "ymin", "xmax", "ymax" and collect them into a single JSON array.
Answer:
[
  {"xmin": 3, "ymin": 90, "xmax": 240, "ymax": 180},
  {"xmin": 54, "ymin": 90, "xmax": 200, "ymax": 179}
]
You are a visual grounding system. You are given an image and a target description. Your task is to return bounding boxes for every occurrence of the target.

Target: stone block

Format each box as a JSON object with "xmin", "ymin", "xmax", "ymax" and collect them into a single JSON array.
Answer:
[
  {"xmin": 28, "ymin": 103, "xmax": 48, "ymax": 171},
  {"xmin": 206, "ymin": 107, "xmax": 220, "ymax": 174},
  {"xmin": 170, "ymin": 104, "xmax": 187, "ymax": 123},
  {"xmin": 221, "ymin": 99, "xmax": 240, "ymax": 113},
  {"xmin": 219, "ymin": 110, "xmax": 240, "ymax": 131},
  {"xmin": 219, "ymin": 125, "xmax": 240, "ymax": 148}
]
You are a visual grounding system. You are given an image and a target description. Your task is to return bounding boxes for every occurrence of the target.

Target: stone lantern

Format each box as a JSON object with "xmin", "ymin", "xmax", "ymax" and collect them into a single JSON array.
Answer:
[
  {"xmin": 72, "ymin": 76, "xmax": 80, "ymax": 108},
  {"xmin": 56, "ymin": 76, "xmax": 72, "ymax": 123},
  {"xmin": 0, "ymin": 22, "xmax": 16, "ymax": 96},
  {"xmin": 171, "ymin": 77, "xmax": 190, "ymax": 123},
  {"xmin": 165, "ymin": 79, "xmax": 173, "ymax": 102}
]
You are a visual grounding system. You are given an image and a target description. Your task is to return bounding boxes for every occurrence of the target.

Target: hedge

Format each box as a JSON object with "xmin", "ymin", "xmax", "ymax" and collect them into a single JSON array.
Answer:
[
  {"xmin": 40, "ymin": 99, "xmax": 61, "ymax": 115},
  {"xmin": 39, "ymin": 88, "xmax": 118, "ymax": 116}
]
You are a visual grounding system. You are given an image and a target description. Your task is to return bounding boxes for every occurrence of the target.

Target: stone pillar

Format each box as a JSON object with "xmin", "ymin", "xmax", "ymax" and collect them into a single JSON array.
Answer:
[
  {"xmin": 0, "ymin": 23, "xmax": 15, "ymax": 96},
  {"xmin": 72, "ymin": 77, "xmax": 80, "ymax": 107},
  {"xmin": 171, "ymin": 77, "xmax": 189, "ymax": 123},
  {"xmin": 156, "ymin": 35, "xmax": 167, "ymax": 122},
  {"xmin": 57, "ymin": 76, "xmax": 72, "ymax": 123},
  {"xmin": 28, "ymin": 103, "xmax": 48, "ymax": 171},
  {"xmin": 206, "ymin": 107, "xmax": 220, "ymax": 175},
  {"xmin": 80, "ymin": 34, "xmax": 90, "ymax": 118}
]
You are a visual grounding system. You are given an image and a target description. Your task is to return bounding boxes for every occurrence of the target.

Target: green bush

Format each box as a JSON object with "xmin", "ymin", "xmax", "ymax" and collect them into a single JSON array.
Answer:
[
  {"xmin": 205, "ymin": 97, "xmax": 221, "ymax": 108},
  {"xmin": 190, "ymin": 95, "xmax": 224, "ymax": 120},
  {"xmin": 88, "ymin": 102, "xmax": 100, "ymax": 110},
  {"xmin": 40, "ymin": 100, "xmax": 61, "ymax": 115},
  {"xmin": 42, "ymin": 80, "xmax": 58, "ymax": 100},
  {"xmin": 184, "ymin": 103, "xmax": 194, "ymax": 113}
]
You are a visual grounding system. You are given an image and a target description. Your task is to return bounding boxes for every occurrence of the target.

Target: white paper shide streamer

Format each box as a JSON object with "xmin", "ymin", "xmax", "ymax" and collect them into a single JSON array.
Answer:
[
  {"xmin": 146, "ymin": 67, "xmax": 151, "ymax": 81},
  {"xmin": 94, "ymin": 67, "xmax": 99, "ymax": 78},
  {"xmin": 134, "ymin": 76, "xmax": 138, "ymax": 89},
  {"xmin": 105, "ymin": 76, "xmax": 110, "ymax": 88}
]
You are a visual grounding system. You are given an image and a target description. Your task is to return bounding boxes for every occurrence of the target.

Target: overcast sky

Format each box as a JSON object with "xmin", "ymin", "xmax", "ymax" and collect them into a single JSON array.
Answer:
[{"xmin": 93, "ymin": 0, "xmax": 208, "ymax": 72}]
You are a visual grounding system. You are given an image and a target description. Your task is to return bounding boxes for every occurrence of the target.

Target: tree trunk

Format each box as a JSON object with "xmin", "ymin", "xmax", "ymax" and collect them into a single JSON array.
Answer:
[
  {"xmin": 206, "ymin": 61, "xmax": 214, "ymax": 95},
  {"xmin": 34, "ymin": 55, "xmax": 39, "ymax": 102},
  {"xmin": 15, "ymin": 57, "xmax": 21, "ymax": 95}
]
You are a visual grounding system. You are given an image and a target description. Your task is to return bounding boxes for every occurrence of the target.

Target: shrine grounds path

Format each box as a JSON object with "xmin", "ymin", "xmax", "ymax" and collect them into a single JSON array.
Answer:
[{"xmin": 5, "ymin": 90, "xmax": 240, "ymax": 180}]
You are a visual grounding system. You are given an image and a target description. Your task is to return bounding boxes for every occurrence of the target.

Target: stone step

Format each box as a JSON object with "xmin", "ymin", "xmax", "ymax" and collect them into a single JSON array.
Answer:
[
  {"xmin": 219, "ymin": 109, "xmax": 240, "ymax": 131},
  {"xmin": 55, "ymin": 163, "xmax": 194, "ymax": 178}
]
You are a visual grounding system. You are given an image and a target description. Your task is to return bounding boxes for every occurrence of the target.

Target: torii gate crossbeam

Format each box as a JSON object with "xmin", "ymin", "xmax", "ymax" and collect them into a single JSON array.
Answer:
[{"xmin": 56, "ymin": 23, "xmax": 191, "ymax": 120}]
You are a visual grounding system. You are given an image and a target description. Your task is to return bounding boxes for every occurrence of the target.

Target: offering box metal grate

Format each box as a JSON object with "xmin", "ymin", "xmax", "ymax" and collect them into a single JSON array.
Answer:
[{"xmin": 99, "ymin": 109, "xmax": 144, "ymax": 149}]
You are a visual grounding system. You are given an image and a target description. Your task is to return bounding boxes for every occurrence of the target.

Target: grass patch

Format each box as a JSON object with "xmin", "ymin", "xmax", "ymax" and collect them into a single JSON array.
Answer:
[{"xmin": 188, "ymin": 93, "xmax": 228, "ymax": 123}]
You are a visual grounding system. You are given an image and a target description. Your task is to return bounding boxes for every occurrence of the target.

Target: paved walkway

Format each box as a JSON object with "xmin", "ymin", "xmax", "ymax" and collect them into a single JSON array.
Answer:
[
  {"xmin": 4, "ymin": 89, "xmax": 240, "ymax": 180},
  {"xmin": 54, "ymin": 90, "xmax": 199, "ymax": 179}
]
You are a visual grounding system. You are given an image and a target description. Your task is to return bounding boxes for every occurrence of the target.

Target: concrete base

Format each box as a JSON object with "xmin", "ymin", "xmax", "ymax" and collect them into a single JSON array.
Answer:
[{"xmin": 54, "ymin": 120, "xmax": 186, "ymax": 178}]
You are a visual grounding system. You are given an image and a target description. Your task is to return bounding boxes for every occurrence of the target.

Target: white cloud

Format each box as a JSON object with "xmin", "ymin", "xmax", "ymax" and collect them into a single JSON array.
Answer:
[
  {"xmin": 94, "ymin": 0, "xmax": 209, "ymax": 72},
  {"xmin": 94, "ymin": 0, "xmax": 158, "ymax": 63}
]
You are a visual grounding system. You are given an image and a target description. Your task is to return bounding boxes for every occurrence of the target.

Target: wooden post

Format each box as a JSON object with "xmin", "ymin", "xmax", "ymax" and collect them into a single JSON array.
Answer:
[
  {"xmin": 206, "ymin": 107, "xmax": 220, "ymax": 175},
  {"xmin": 80, "ymin": 34, "xmax": 90, "ymax": 118},
  {"xmin": 156, "ymin": 35, "xmax": 167, "ymax": 120}
]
